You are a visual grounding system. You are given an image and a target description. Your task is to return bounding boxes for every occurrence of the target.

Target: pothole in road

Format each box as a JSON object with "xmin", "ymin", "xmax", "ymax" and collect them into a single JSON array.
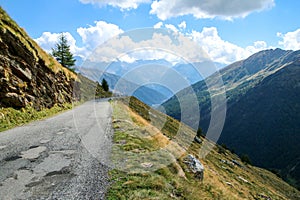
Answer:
[
  {"xmin": 33, "ymin": 153, "xmax": 72, "ymax": 177},
  {"xmin": 4, "ymin": 155, "xmax": 22, "ymax": 162},
  {"xmin": 29, "ymin": 145, "xmax": 40, "ymax": 149},
  {"xmin": 20, "ymin": 146, "xmax": 47, "ymax": 160},
  {"xmin": 0, "ymin": 169, "xmax": 35, "ymax": 199},
  {"xmin": 25, "ymin": 172, "xmax": 75, "ymax": 198},
  {"xmin": 45, "ymin": 167, "xmax": 71, "ymax": 176}
]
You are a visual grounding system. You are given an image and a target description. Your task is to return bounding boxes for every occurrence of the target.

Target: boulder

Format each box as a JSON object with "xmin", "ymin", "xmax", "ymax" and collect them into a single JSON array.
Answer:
[
  {"xmin": 184, "ymin": 154, "xmax": 204, "ymax": 181},
  {"xmin": 194, "ymin": 136, "xmax": 202, "ymax": 144},
  {"xmin": 232, "ymin": 159, "xmax": 242, "ymax": 167}
]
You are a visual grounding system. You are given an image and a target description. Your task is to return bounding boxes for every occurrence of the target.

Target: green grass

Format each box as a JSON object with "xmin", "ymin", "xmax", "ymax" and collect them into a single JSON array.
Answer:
[{"xmin": 0, "ymin": 103, "xmax": 75, "ymax": 132}]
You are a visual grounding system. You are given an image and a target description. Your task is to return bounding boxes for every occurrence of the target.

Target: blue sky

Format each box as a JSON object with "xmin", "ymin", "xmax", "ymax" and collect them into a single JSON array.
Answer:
[{"xmin": 1, "ymin": 0, "xmax": 300, "ymax": 65}]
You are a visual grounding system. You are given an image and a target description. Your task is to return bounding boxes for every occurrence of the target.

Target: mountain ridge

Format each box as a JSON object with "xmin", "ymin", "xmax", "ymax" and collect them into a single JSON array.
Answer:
[{"xmin": 162, "ymin": 48, "xmax": 300, "ymax": 189}]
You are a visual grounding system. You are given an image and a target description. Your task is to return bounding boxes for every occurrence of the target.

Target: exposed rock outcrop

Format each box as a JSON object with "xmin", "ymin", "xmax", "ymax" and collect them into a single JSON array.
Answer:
[
  {"xmin": 184, "ymin": 154, "xmax": 204, "ymax": 181},
  {"xmin": 0, "ymin": 8, "xmax": 79, "ymax": 110}
]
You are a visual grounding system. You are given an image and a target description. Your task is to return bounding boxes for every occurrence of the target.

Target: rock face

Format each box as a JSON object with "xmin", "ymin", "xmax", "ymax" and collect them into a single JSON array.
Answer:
[{"xmin": 0, "ymin": 8, "xmax": 78, "ymax": 110}]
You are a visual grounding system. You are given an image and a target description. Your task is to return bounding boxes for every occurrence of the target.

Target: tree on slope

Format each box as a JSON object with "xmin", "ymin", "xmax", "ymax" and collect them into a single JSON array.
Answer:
[
  {"xmin": 52, "ymin": 33, "xmax": 76, "ymax": 71},
  {"xmin": 101, "ymin": 78, "xmax": 109, "ymax": 92}
]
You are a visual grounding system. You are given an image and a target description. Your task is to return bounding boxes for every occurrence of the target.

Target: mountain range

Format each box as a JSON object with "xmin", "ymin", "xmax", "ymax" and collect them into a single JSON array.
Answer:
[{"xmin": 77, "ymin": 59, "xmax": 220, "ymax": 105}]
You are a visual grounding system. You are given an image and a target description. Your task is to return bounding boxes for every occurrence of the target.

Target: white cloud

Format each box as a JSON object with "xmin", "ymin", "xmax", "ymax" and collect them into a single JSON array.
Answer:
[
  {"xmin": 153, "ymin": 21, "xmax": 163, "ymax": 29},
  {"xmin": 277, "ymin": 29, "xmax": 300, "ymax": 50},
  {"xmin": 77, "ymin": 21, "xmax": 124, "ymax": 51},
  {"xmin": 35, "ymin": 32, "xmax": 87, "ymax": 58},
  {"xmin": 35, "ymin": 21, "xmax": 123, "ymax": 60},
  {"xmin": 245, "ymin": 41, "xmax": 268, "ymax": 53},
  {"xmin": 189, "ymin": 27, "xmax": 269, "ymax": 64},
  {"xmin": 35, "ymin": 21, "xmax": 273, "ymax": 67},
  {"xmin": 178, "ymin": 21, "xmax": 186, "ymax": 29},
  {"xmin": 165, "ymin": 24, "xmax": 178, "ymax": 33},
  {"xmin": 87, "ymin": 31, "xmax": 210, "ymax": 65},
  {"xmin": 79, "ymin": 0, "xmax": 150, "ymax": 10},
  {"xmin": 150, "ymin": 0, "xmax": 275, "ymax": 20}
]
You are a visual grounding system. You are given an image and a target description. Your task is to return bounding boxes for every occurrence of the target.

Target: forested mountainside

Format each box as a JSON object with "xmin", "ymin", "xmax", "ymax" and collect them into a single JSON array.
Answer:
[{"xmin": 162, "ymin": 48, "xmax": 300, "ymax": 189}]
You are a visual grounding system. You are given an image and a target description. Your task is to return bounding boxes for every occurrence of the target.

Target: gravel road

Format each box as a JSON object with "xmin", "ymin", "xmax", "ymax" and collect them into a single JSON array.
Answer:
[{"xmin": 0, "ymin": 99, "xmax": 113, "ymax": 199}]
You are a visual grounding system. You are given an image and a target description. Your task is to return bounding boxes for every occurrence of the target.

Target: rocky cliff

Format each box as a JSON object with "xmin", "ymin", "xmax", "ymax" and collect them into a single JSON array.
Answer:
[{"xmin": 0, "ymin": 7, "xmax": 78, "ymax": 110}]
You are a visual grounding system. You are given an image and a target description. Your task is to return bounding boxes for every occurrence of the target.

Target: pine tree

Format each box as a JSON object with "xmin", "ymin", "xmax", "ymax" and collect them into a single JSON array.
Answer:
[
  {"xmin": 101, "ymin": 78, "xmax": 109, "ymax": 92},
  {"xmin": 52, "ymin": 33, "xmax": 76, "ymax": 70},
  {"xmin": 241, "ymin": 154, "xmax": 252, "ymax": 165}
]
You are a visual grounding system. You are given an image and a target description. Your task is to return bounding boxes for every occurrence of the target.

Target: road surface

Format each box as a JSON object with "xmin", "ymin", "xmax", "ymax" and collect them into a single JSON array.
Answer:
[{"xmin": 0, "ymin": 100, "xmax": 113, "ymax": 199}]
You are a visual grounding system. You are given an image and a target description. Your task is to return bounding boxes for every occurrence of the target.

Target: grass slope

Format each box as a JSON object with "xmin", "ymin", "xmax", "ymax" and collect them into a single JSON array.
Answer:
[
  {"xmin": 107, "ymin": 97, "xmax": 300, "ymax": 199},
  {"xmin": 162, "ymin": 49, "xmax": 300, "ymax": 189},
  {"xmin": 0, "ymin": 103, "xmax": 74, "ymax": 132}
]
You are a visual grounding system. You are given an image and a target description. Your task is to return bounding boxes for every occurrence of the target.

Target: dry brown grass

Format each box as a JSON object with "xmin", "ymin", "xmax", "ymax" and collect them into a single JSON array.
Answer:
[{"xmin": 107, "ymin": 98, "xmax": 300, "ymax": 200}]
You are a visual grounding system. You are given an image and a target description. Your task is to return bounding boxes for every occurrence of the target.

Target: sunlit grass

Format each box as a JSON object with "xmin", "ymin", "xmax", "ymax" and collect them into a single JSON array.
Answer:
[{"xmin": 0, "ymin": 103, "xmax": 76, "ymax": 132}]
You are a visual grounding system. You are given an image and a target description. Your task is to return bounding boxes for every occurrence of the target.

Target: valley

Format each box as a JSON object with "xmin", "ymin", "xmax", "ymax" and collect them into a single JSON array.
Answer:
[{"xmin": 0, "ymin": 3, "xmax": 300, "ymax": 200}]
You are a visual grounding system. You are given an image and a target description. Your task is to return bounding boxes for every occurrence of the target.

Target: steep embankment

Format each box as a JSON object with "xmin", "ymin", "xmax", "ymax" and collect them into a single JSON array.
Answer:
[
  {"xmin": 162, "ymin": 48, "xmax": 300, "ymax": 189},
  {"xmin": 0, "ymin": 7, "xmax": 78, "ymax": 110},
  {"xmin": 219, "ymin": 61, "xmax": 300, "ymax": 188},
  {"xmin": 0, "ymin": 8, "xmax": 111, "ymax": 131},
  {"xmin": 107, "ymin": 97, "xmax": 300, "ymax": 199}
]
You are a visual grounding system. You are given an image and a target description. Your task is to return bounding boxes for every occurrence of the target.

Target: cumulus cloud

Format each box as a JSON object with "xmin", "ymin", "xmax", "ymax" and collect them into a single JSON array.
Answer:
[
  {"xmin": 153, "ymin": 21, "xmax": 163, "ymax": 29},
  {"xmin": 87, "ymin": 31, "xmax": 209, "ymax": 65},
  {"xmin": 150, "ymin": 0, "xmax": 275, "ymax": 20},
  {"xmin": 79, "ymin": 0, "xmax": 150, "ymax": 10},
  {"xmin": 77, "ymin": 21, "xmax": 124, "ymax": 50},
  {"xmin": 277, "ymin": 29, "xmax": 300, "ymax": 50},
  {"xmin": 165, "ymin": 24, "xmax": 178, "ymax": 33},
  {"xmin": 178, "ymin": 21, "xmax": 186, "ymax": 29},
  {"xmin": 35, "ymin": 21, "xmax": 123, "ymax": 59},
  {"xmin": 35, "ymin": 21, "xmax": 272, "ymax": 66},
  {"xmin": 189, "ymin": 27, "xmax": 269, "ymax": 64}
]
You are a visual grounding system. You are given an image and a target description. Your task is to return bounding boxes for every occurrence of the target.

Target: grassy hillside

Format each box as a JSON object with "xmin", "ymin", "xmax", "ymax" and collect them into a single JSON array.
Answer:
[
  {"xmin": 162, "ymin": 49, "xmax": 300, "ymax": 189},
  {"xmin": 218, "ymin": 61, "xmax": 300, "ymax": 189},
  {"xmin": 107, "ymin": 97, "xmax": 300, "ymax": 199}
]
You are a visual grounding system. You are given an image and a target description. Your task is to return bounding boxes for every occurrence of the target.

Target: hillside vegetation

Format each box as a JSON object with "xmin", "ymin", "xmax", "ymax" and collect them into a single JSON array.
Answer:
[
  {"xmin": 107, "ymin": 97, "xmax": 300, "ymax": 199},
  {"xmin": 163, "ymin": 49, "xmax": 300, "ymax": 189}
]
